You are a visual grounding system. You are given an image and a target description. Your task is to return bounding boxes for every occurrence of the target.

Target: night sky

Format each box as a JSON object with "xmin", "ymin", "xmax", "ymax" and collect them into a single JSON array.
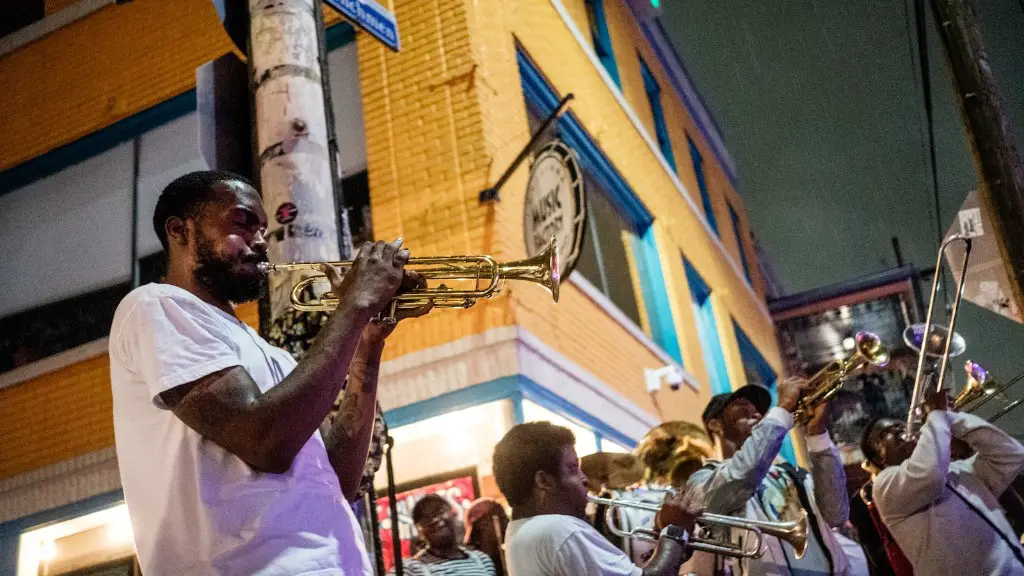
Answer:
[{"xmin": 661, "ymin": 1, "xmax": 1024, "ymax": 417}]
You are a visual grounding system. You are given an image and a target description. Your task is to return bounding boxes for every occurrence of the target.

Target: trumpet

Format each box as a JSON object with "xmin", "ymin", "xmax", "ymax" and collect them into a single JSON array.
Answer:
[
  {"xmin": 905, "ymin": 234, "xmax": 973, "ymax": 440},
  {"xmin": 958, "ymin": 368, "xmax": 1024, "ymax": 423},
  {"xmin": 589, "ymin": 495, "xmax": 808, "ymax": 559},
  {"xmin": 791, "ymin": 331, "xmax": 890, "ymax": 425},
  {"xmin": 259, "ymin": 238, "xmax": 560, "ymax": 315}
]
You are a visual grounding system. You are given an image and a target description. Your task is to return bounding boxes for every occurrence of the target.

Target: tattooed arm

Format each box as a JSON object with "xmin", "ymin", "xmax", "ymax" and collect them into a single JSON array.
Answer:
[{"xmin": 322, "ymin": 324, "xmax": 388, "ymax": 502}]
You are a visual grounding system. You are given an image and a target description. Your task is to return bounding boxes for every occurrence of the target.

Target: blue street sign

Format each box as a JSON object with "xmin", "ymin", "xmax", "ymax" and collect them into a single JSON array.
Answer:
[{"xmin": 325, "ymin": 0, "xmax": 400, "ymax": 52}]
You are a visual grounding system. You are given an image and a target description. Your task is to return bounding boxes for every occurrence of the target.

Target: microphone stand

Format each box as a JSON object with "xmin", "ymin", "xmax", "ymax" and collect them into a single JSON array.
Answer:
[
  {"xmin": 364, "ymin": 491, "xmax": 385, "ymax": 576},
  {"xmin": 384, "ymin": 423, "xmax": 403, "ymax": 576}
]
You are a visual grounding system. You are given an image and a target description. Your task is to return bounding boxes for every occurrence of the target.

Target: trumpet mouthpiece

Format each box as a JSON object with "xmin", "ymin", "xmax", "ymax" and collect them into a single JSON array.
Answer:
[{"xmin": 257, "ymin": 262, "xmax": 272, "ymax": 274}]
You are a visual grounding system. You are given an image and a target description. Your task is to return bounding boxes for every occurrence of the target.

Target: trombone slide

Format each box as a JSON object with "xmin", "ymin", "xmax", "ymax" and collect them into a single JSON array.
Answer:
[{"xmin": 905, "ymin": 234, "xmax": 973, "ymax": 439}]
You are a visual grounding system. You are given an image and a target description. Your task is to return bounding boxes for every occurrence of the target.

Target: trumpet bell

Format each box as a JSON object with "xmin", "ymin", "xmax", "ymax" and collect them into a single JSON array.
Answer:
[
  {"xmin": 952, "ymin": 360, "xmax": 993, "ymax": 410},
  {"xmin": 856, "ymin": 331, "xmax": 891, "ymax": 368},
  {"xmin": 500, "ymin": 238, "xmax": 560, "ymax": 303},
  {"xmin": 903, "ymin": 323, "xmax": 966, "ymax": 359},
  {"xmin": 793, "ymin": 330, "xmax": 889, "ymax": 424}
]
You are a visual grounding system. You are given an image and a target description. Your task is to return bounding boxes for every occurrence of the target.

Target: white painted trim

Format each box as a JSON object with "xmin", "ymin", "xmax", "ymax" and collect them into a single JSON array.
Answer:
[
  {"xmin": 377, "ymin": 325, "xmax": 663, "ymax": 441},
  {"xmin": 0, "ymin": 338, "xmax": 110, "ymax": 391},
  {"xmin": 515, "ymin": 326, "xmax": 661, "ymax": 431},
  {"xmin": 546, "ymin": 0, "xmax": 772, "ymax": 322},
  {"xmin": 568, "ymin": 274, "xmax": 699, "ymax": 392},
  {"xmin": 0, "ymin": 0, "xmax": 117, "ymax": 57}
]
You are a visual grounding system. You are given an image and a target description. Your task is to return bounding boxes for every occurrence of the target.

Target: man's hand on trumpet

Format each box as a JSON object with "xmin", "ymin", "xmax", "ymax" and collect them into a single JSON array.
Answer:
[
  {"xmin": 777, "ymin": 376, "xmax": 806, "ymax": 414},
  {"xmin": 780, "ymin": 376, "xmax": 831, "ymax": 434},
  {"xmin": 803, "ymin": 379, "xmax": 832, "ymax": 436},
  {"xmin": 653, "ymin": 490, "xmax": 701, "ymax": 535},
  {"xmin": 321, "ymin": 237, "xmax": 431, "ymax": 326}
]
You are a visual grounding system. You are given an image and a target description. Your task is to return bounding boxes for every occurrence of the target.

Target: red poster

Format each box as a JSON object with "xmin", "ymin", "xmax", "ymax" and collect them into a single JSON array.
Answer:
[{"xmin": 376, "ymin": 474, "xmax": 478, "ymax": 571}]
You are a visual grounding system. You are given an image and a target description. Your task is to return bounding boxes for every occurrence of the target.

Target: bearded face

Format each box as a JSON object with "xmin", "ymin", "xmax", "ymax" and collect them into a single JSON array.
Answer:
[{"xmin": 193, "ymin": 227, "xmax": 267, "ymax": 304}]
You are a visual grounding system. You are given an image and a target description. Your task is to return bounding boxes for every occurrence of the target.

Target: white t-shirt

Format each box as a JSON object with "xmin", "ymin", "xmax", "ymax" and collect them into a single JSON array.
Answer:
[
  {"xmin": 505, "ymin": 514, "xmax": 642, "ymax": 576},
  {"xmin": 109, "ymin": 283, "xmax": 372, "ymax": 576}
]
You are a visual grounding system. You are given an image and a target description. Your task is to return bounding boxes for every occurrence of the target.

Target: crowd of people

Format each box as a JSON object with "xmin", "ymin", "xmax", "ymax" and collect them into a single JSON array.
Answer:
[{"xmin": 108, "ymin": 170, "xmax": 1024, "ymax": 575}]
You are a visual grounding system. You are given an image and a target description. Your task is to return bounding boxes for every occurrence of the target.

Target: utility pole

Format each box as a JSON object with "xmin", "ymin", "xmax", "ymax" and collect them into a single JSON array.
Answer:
[
  {"xmin": 248, "ymin": 0, "xmax": 351, "ymax": 335},
  {"xmin": 929, "ymin": 0, "xmax": 1024, "ymax": 314}
]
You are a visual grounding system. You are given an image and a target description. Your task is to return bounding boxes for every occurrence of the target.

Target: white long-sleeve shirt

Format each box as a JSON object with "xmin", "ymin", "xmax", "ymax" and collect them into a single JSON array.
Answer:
[
  {"xmin": 683, "ymin": 407, "xmax": 850, "ymax": 576},
  {"xmin": 874, "ymin": 410, "xmax": 1024, "ymax": 576}
]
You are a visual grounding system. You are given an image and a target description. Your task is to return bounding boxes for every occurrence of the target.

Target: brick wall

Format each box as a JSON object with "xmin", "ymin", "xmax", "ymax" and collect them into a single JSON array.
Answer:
[
  {"xmin": 0, "ymin": 0, "xmax": 782, "ymax": 482},
  {"xmin": 0, "ymin": 355, "xmax": 113, "ymax": 479},
  {"xmin": 462, "ymin": 0, "xmax": 783, "ymax": 428}
]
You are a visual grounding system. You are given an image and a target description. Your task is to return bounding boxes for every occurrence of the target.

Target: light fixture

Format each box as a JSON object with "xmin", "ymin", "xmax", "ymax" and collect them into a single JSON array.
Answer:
[
  {"xmin": 842, "ymin": 336, "xmax": 856, "ymax": 351},
  {"xmin": 39, "ymin": 540, "xmax": 57, "ymax": 562},
  {"xmin": 645, "ymin": 365, "xmax": 685, "ymax": 392},
  {"xmin": 106, "ymin": 512, "xmax": 135, "ymax": 544}
]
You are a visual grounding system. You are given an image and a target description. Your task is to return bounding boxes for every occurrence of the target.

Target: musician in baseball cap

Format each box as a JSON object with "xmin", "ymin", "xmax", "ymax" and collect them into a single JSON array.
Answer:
[{"xmin": 684, "ymin": 380, "xmax": 852, "ymax": 575}]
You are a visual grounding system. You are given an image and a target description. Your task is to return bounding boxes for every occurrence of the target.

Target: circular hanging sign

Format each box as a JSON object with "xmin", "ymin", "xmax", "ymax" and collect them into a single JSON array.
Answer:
[{"xmin": 523, "ymin": 140, "xmax": 586, "ymax": 279}]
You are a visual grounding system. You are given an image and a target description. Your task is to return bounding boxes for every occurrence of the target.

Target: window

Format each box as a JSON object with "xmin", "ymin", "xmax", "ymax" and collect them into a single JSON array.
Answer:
[
  {"xmin": 684, "ymin": 260, "xmax": 730, "ymax": 395},
  {"xmin": 729, "ymin": 204, "xmax": 752, "ymax": 284},
  {"xmin": 17, "ymin": 503, "xmax": 141, "ymax": 576},
  {"xmin": 639, "ymin": 57, "xmax": 676, "ymax": 172},
  {"xmin": 688, "ymin": 136, "xmax": 718, "ymax": 235},
  {"xmin": 518, "ymin": 47, "xmax": 681, "ymax": 363},
  {"xmin": 524, "ymin": 112, "xmax": 643, "ymax": 329},
  {"xmin": 0, "ymin": 33, "xmax": 366, "ymax": 374},
  {"xmin": 584, "ymin": 0, "xmax": 620, "ymax": 87},
  {"xmin": 734, "ymin": 322, "xmax": 795, "ymax": 463},
  {"xmin": 3, "ymin": 1, "xmax": 44, "ymax": 38},
  {"xmin": 523, "ymin": 400, "xmax": 600, "ymax": 457},
  {"xmin": 379, "ymin": 401, "xmax": 513, "ymax": 489},
  {"xmin": 574, "ymin": 178, "xmax": 643, "ymax": 327},
  {"xmin": 341, "ymin": 170, "xmax": 374, "ymax": 246}
]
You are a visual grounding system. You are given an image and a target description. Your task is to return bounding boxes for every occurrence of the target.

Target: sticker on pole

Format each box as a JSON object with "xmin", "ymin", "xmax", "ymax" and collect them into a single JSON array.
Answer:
[
  {"xmin": 326, "ymin": 0, "xmax": 400, "ymax": 52},
  {"xmin": 958, "ymin": 206, "xmax": 984, "ymax": 238}
]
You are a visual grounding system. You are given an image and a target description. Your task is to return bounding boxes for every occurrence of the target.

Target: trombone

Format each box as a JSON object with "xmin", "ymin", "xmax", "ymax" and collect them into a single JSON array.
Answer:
[
  {"xmin": 588, "ymin": 495, "xmax": 808, "ymax": 559},
  {"xmin": 259, "ymin": 238, "xmax": 561, "ymax": 315},
  {"xmin": 791, "ymin": 331, "xmax": 890, "ymax": 425},
  {"xmin": 905, "ymin": 234, "xmax": 973, "ymax": 440}
]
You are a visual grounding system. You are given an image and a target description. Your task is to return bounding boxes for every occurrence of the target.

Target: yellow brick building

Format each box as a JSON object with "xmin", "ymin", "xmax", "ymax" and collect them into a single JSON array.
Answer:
[{"xmin": 0, "ymin": 0, "xmax": 784, "ymax": 572}]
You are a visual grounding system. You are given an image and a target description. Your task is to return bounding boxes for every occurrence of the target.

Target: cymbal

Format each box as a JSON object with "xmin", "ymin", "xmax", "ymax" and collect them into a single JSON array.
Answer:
[{"xmin": 580, "ymin": 452, "xmax": 645, "ymax": 491}]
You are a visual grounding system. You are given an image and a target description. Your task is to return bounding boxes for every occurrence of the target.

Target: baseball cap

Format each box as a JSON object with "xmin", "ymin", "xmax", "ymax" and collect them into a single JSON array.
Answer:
[{"xmin": 701, "ymin": 384, "xmax": 772, "ymax": 425}]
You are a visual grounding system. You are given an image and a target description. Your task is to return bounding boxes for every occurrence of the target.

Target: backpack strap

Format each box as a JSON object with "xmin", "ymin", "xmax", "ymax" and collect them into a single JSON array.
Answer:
[{"xmin": 778, "ymin": 462, "xmax": 836, "ymax": 575}]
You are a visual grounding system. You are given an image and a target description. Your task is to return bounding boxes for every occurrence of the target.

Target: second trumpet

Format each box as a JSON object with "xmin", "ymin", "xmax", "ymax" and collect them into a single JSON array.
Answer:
[
  {"xmin": 792, "ymin": 331, "xmax": 890, "ymax": 424},
  {"xmin": 590, "ymin": 495, "xmax": 808, "ymax": 559}
]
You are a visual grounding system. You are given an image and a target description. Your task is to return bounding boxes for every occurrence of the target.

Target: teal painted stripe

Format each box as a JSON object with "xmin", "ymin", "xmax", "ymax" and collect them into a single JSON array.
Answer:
[
  {"xmin": 732, "ymin": 320, "xmax": 794, "ymax": 463},
  {"xmin": 0, "ymin": 488, "xmax": 125, "ymax": 574},
  {"xmin": 684, "ymin": 259, "xmax": 730, "ymax": 395},
  {"xmin": 383, "ymin": 376, "xmax": 523, "ymax": 429},
  {"xmin": 381, "ymin": 374, "xmax": 639, "ymax": 449},
  {"xmin": 631, "ymin": 230, "xmax": 683, "ymax": 365},
  {"xmin": 0, "ymin": 90, "xmax": 197, "ymax": 195},
  {"xmin": 0, "ymin": 22, "xmax": 355, "ymax": 197},
  {"xmin": 519, "ymin": 376, "xmax": 637, "ymax": 449}
]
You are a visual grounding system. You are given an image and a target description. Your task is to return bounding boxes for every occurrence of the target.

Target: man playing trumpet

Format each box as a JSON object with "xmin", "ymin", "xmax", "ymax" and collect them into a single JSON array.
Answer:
[
  {"xmin": 685, "ymin": 380, "xmax": 851, "ymax": 575},
  {"xmin": 860, "ymin": 388, "xmax": 1024, "ymax": 575},
  {"xmin": 493, "ymin": 422, "xmax": 700, "ymax": 576},
  {"xmin": 109, "ymin": 171, "xmax": 431, "ymax": 575}
]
